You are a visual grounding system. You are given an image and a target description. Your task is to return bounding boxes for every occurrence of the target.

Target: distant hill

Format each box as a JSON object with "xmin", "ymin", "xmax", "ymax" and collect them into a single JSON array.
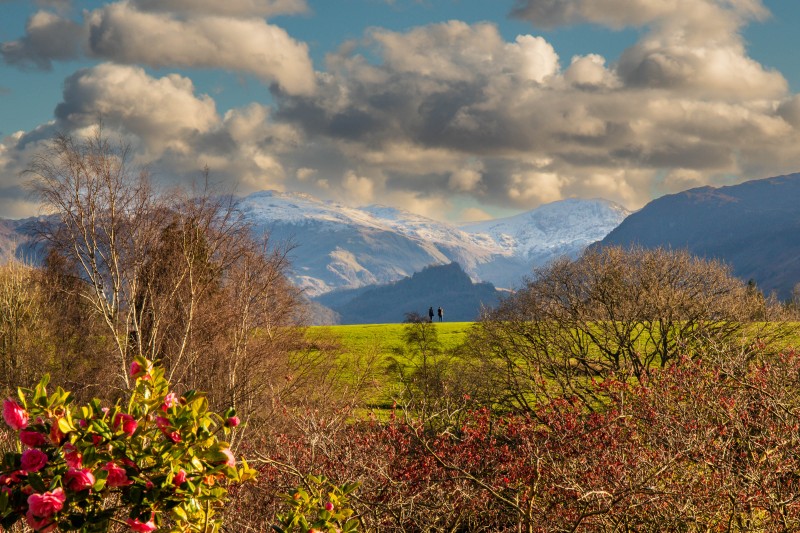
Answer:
[
  {"xmin": 239, "ymin": 191, "xmax": 628, "ymax": 295},
  {"xmin": 599, "ymin": 173, "xmax": 800, "ymax": 300},
  {"xmin": 0, "ymin": 191, "xmax": 629, "ymax": 298},
  {"xmin": 314, "ymin": 262, "xmax": 504, "ymax": 324}
]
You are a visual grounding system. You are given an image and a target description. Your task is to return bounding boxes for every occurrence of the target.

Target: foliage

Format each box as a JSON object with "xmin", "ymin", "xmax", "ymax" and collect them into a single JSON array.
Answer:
[
  {"xmin": 464, "ymin": 245, "xmax": 790, "ymax": 409},
  {"xmin": 238, "ymin": 343, "xmax": 800, "ymax": 531},
  {"xmin": 0, "ymin": 357, "xmax": 254, "ymax": 532},
  {"xmin": 273, "ymin": 475, "xmax": 359, "ymax": 533}
]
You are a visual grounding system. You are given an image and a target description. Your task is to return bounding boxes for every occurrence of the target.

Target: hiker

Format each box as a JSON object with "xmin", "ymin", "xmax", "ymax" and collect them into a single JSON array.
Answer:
[
  {"xmin": 428, "ymin": 306, "xmax": 434, "ymax": 322},
  {"xmin": 437, "ymin": 306, "xmax": 443, "ymax": 322}
]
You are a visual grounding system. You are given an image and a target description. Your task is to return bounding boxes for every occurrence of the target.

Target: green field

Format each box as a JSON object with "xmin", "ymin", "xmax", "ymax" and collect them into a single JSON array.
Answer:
[
  {"xmin": 307, "ymin": 322, "xmax": 474, "ymax": 409},
  {"xmin": 310, "ymin": 321, "xmax": 473, "ymax": 355}
]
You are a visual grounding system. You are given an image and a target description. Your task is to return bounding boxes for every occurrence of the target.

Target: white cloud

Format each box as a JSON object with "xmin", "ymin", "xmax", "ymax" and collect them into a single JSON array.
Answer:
[
  {"xmin": 448, "ymin": 162, "xmax": 484, "ymax": 192},
  {"xmin": 340, "ymin": 171, "xmax": 376, "ymax": 205},
  {"xmin": 130, "ymin": 0, "xmax": 308, "ymax": 18},
  {"xmin": 1, "ymin": 10, "xmax": 85, "ymax": 69},
  {"xmin": 510, "ymin": 0, "xmax": 768, "ymax": 32},
  {"xmin": 54, "ymin": 64, "xmax": 219, "ymax": 155},
  {"xmin": 86, "ymin": 3, "xmax": 315, "ymax": 95},
  {"xmin": 4, "ymin": 2, "xmax": 800, "ymax": 222}
]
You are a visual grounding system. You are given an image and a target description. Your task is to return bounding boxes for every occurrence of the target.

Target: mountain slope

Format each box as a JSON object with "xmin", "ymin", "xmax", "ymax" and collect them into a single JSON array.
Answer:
[
  {"xmin": 0, "ymin": 191, "xmax": 630, "ymax": 298},
  {"xmin": 239, "ymin": 191, "xmax": 629, "ymax": 295},
  {"xmin": 599, "ymin": 173, "xmax": 800, "ymax": 299},
  {"xmin": 462, "ymin": 198, "xmax": 630, "ymax": 287},
  {"xmin": 315, "ymin": 262, "xmax": 503, "ymax": 324}
]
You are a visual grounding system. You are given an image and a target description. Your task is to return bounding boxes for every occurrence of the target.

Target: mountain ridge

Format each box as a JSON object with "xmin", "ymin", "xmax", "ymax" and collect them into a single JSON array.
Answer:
[
  {"xmin": 239, "ymin": 190, "xmax": 629, "ymax": 295},
  {"xmin": 599, "ymin": 172, "xmax": 800, "ymax": 300}
]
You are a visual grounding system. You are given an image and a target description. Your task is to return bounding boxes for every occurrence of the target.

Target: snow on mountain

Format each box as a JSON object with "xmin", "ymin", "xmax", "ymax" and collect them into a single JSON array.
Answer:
[
  {"xmin": 462, "ymin": 198, "xmax": 630, "ymax": 260},
  {"xmin": 237, "ymin": 191, "xmax": 629, "ymax": 296}
]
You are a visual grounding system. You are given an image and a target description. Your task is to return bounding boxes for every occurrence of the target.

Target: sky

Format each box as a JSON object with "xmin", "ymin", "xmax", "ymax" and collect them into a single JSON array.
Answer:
[{"xmin": 2, "ymin": 0, "xmax": 800, "ymax": 222}]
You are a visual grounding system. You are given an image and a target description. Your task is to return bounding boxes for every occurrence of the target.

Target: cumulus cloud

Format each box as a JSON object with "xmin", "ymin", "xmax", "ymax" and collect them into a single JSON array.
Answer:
[
  {"xmin": 1, "ymin": 10, "xmax": 85, "ymax": 69},
  {"xmin": 510, "ymin": 0, "xmax": 768, "ymax": 31},
  {"xmin": 265, "ymin": 6, "xmax": 800, "ymax": 214},
  {"xmin": 1, "ymin": 2, "xmax": 315, "ymax": 95},
  {"xmin": 86, "ymin": 3, "xmax": 315, "ymax": 95},
  {"xmin": 5, "ymin": 1, "xmax": 800, "ymax": 223},
  {"xmin": 54, "ymin": 64, "xmax": 219, "ymax": 155},
  {"xmin": 130, "ymin": 0, "xmax": 308, "ymax": 18},
  {"xmin": 448, "ymin": 161, "xmax": 484, "ymax": 193}
]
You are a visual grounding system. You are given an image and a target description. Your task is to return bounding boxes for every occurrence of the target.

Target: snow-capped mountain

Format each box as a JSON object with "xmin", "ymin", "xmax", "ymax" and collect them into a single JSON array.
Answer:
[
  {"xmin": 238, "ymin": 191, "xmax": 629, "ymax": 296},
  {"xmin": 462, "ymin": 198, "xmax": 630, "ymax": 286}
]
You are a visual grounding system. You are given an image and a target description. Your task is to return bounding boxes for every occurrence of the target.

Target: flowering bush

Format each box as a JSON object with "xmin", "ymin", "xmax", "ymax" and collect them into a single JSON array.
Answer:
[
  {"xmin": 273, "ymin": 475, "xmax": 359, "ymax": 533},
  {"xmin": 0, "ymin": 356, "xmax": 255, "ymax": 532}
]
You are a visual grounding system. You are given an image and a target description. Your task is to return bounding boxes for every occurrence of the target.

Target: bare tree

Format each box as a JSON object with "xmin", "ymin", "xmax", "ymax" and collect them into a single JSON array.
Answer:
[
  {"xmin": 29, "ymin": 130, "xmax": 163, "ymax": 389},
  {"xmin": 464, "ymin": 246, "xmax": 789, "ymax": 409},
  {"xmin": 27, "ymin": 128, "xmax": 315, "ymax": 418}
]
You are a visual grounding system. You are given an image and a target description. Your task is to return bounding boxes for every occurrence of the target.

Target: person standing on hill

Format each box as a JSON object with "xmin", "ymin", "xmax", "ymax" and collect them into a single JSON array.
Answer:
[
  {"xmin": 428, "ymin": 306, "xmax": 435, "ymax": 322},
  {"xmin": 437, "ymin": 306, "xmax": 443, "ymax": 322}
]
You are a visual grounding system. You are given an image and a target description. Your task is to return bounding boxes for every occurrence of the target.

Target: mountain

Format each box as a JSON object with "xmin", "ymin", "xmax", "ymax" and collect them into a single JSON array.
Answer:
[
  {"xmin": 314, "ymin": 262, "xmax": 503, "ymax": 324},
  {"xmin": 599, "ymin": 173, "xmax": 800, "ymax": 300},
  {"xmin": 239, "ymin": 191, "xmax": 629, "ymax": 295},
  {"xmin": 0, "ymin": 191, "xmax": 630, "ymax": 298},
  {"xmin": 461, "ymin": 198, "xmax": 630, "ymax": 288},
  {"xmin": 0, "ymin": 217, "xmax": 46, "ymax": 263}
]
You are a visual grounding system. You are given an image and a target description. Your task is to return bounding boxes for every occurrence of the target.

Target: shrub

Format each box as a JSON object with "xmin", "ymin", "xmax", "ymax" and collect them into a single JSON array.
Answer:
[{"xmin": 0, "ymin": 356, "xmax": 254, "ymax": 532}]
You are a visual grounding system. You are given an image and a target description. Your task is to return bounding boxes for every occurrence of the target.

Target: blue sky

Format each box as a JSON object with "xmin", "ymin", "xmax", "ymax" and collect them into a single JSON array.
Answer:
[{"xmin": 2, "ymin": 0, "xmax": 800, "ymax": 221}]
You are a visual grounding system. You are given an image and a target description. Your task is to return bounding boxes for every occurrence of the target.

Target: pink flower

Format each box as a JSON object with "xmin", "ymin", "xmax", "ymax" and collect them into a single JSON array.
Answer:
[
  {"xmin": 173, "ymin": 469, "xmax": 187, "ymax": 487},
  {"xmin": 20, "ymin": 449, "xmax": 48, "ymax": 473},
  {"xmin": 19, "ymin": 430, "xmax": 47, "ymax": 448},
  {"xmin": 63, "ymin": 443, "xmax": 82, "ymax": 468},
  {"xmin": 27, "ymin": 488, "xmax": 65, "ymax": 518},
  {"xmin": 26, "ymin": 510, "xmax": 57, "ymax": 533},
  {"xmin": 103, "ymin": 461, "xmax": 133, "ymax": 487},
  {"xmin": 126, "ymin": 517, "xmax": 157, "ymax": 532},
  {"xmin": 129, "ymin": 360, "xmax": 143, "ymax": 377},
  {"xmin": 226, "ymin": 416, "xmax": 240, "ymax": 428},
  {"xmin": 324, "ymin": 501, "xmax": 334, "ymax": 512},
  {"xmin": 0, "ymin": 470, "xmax": 26, "ymax": 486},
  {"xmin": 161, "ymin": 392, "xmax": 178, "ymax": 412},
  {"xmin": 155, "ymin": 416, "xmax": 180, "ymax": 443},
  {"xmin": 65, "ymin": 467, "xmax": 95, "ymax": 491},
  {"xmin": 3, "ymin": 398, "xmax": 28, "ymax": 430},
  {"xmin": 221, "ymin": 448, "xmax": 236, "ymax": 468},
  {"xmin": 113, "ymin": 413, "xmax": 138, "ymax": 436}
]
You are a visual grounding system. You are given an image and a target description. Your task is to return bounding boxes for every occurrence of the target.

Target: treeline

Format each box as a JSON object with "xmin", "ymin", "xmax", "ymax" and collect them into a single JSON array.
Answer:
[{"xmin": 3, "ymin": 129, "xmax": 800, "ymax": 531}]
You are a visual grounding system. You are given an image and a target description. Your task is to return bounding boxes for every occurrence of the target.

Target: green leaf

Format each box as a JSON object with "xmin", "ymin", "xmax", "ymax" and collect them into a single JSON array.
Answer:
[
  {"xmin": 172, "ymin": 505, "xmax": 189, "ymax": 522},
  {"xmin": 27, "ymin": 472, "xmax": 46, "ymax": 493},
  {"xmin": 57, "ymin": 417, "xmax": 75, "ymax": 435}
]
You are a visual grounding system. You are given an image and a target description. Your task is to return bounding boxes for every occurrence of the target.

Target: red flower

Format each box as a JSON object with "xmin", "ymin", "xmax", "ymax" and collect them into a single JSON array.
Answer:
[
  {"xmin": 64, "ymin": 468, "xmax": 95, "ymax": 492},
  {"xmin": 63, "ymin": 443, "xmax": 82, "ymax": 468},
  {"xmin": 19, "ymin": 430, "xmax": 47, "ymax": 448},
  {"xmin": 161, "ymin": 392, "xmax": 178, "ymax": 412},
  {"xmin": 126, "ymin": 517, "xmax": 157, "ymax": 532},
  {"xmin": 20, "ymin": 449, "xmax": 48, "ymax": 473},
  {"xmin": 113, "ymin": 413, "xmax": 138, "ymax": 436},
  {"xmin": 103, "ymin": 462, "xmax": 133, "ymax": 487},
  {"xmin": 3, "ymin": 399, "xmax": 28, "ymax": 430},
  {"xmin": 27, "ymin": 488, "xmax": 65, "ymax": 518},
  {"xmin": 173, "ymin": 469, "xmax": 187, "ymax": 487}
]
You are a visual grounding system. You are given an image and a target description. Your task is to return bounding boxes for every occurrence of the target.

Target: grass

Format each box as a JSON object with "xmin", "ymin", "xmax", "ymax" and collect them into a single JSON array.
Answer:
[
  {"xmin": 307, "ymin": 322, "xmax": 474, "ymax": 410},
  {"xmin": 310, "ymin": 321, "xmax": 473, "ymax": 356}
]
